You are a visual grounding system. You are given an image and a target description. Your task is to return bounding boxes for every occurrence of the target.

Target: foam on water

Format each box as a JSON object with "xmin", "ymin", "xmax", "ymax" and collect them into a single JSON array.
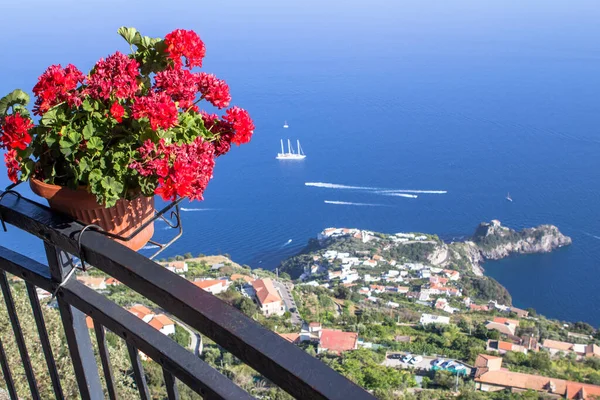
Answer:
[
  {"xmin": 324, "ymin": 200, "xmax": 386, "ymax": 207},
  {"xmin": 306, "ymin": 182, "xmax": 382, "ymax": 190},
  {"xmin": 180, "ymin": 208, "xmax": 214, "ymax": 212},
  {"xmin": 379, "ymin": 193, "xmax": 418, "ymax": 198},
  {"xmin": 306, "ymin": 182, "xmax": 446, "ymax": 195}
]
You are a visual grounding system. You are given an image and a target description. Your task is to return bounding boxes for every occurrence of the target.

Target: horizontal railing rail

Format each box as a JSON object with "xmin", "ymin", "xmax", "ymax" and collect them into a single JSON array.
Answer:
[{"xmin": 0, "ymin": 191, "xmax": 375, "ymax": 400}]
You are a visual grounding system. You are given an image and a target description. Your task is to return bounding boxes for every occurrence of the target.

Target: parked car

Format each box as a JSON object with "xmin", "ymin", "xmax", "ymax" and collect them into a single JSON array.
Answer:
[
  {"xmin": 432, "ymin": 358, "xmax": 445, "ymax": 367},
  {"xmin": 402, "ymin": 354, "xmax": 413, "ymax": 363},
  {"xmin": 289, "ymin": 307, "xmax": 296, "ymax": 313},
  {"xmin": 409, "ymin": 356, "xmax": 423, "ymax": 364}
]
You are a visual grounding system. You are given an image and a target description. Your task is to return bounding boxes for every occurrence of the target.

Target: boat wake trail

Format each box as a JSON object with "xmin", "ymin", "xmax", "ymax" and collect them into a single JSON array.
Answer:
[
  {"xmin": 141, "ymin": 244, "xmax": 159, "ymax": 250},
  {"xmin": 281, "ymin": 239, "xmax": 293, "ymax": 248},
  {"xmin": 378, "ymin": 189, "xmax": 447, "ymax": 194},
  {"xmin": 181, "ymin": 208, "xmax": 214, "ymax": 212},
  {"xmin": 324, "ymin": 200, "xmax": 387, "ymax": 207},
  {"xmin": 379, "ymin": 192, "xmax": 418, "ymax": 199},
  {"xmin": 582, "ymin": 231, "xmax": 600, "ymax": 240},
  {"xmin": 305, "ymin": 182, "xmax": 446, "ymax": 195},
  {"xmin": 306, "ymin": 182, "xmax": 383, "ymax": 190}
]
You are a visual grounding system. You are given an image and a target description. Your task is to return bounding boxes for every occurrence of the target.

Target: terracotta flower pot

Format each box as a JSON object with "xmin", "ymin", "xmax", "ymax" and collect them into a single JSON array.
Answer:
[{"xmin": 29, "ymin": 178, "xmax": 154, "ymax": 251}]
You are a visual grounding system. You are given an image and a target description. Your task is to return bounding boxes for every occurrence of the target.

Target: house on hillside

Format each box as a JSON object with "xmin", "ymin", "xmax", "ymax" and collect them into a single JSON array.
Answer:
[
  {"xmin": 252, "ymin": 278, "xmax": 285, "ymax": 316},
  {"xmin": 193, "ymin": 279, "xmax": 229, "ymax": 295},
  {"xmin": 485, "ymin": 319, "xmax": 517, "ymax": 337},
  {"xmin": 487, "ymin": 340, "xmax": 528, "ymax": 355},
  {"xmin": 129, "ymin": 304, "xmax": 154, "ymax": 323},
  {"xmin": 164, "ymin": 261, "xmax": 188, "ymax": 274},
  {"xmin": 76, "ymin": 276, "xmax": 106, "ymax": 290},
  {"xmin": 474, "ymin": 354, "xmax": 600, "ymax": 398},
  {"xmin": 317, "ymin": 329, "xmax": 358, "ymax": 354},
  {"xmin": 148, "ymin": 314, "xmax": 176, "ymax": 336}
]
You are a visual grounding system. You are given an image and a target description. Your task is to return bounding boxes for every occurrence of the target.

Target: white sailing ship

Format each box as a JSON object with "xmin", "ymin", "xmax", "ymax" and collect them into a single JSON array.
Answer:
[
  {"xmin": 283, "ymin": 121, "xmax": 289, "ymax": 128},
  {"xmin": 276, "ymin": 139, "xmax": 306, "ymax": 160}
]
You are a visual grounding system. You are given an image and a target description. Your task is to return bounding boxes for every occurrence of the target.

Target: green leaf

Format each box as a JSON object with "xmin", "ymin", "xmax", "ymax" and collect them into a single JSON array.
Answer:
[
  {"xmin": 87, "ymin": 137, "xmax": 103, "ymax": 151},
  {"xmin": 101, "ymin": 176, "xmax": 124, "ymax": 195},
  {"xmin": 88, "ymin": 169, "xmax": 102, "ymax": 184},
  {"xmin": 0, "ymin": 90, "xmax": 30, "ymax": 116},
  {"xmin": 78, "ymin": 157, "xmax": 91, "ymax": 174},
  {"xmin": 117, "ymin": 27, "xmax": 139, "ymax": 45},
  {"xmin": 41, "ymin": 108, "xmax": 58, "ymax": 125},
  {"xmin": 82, "ymin": 121, "xmax": 94, "ymax": 140},
  {"xmin": 82, "ymin": 99, "xmax": 94, "ymax": 112}
]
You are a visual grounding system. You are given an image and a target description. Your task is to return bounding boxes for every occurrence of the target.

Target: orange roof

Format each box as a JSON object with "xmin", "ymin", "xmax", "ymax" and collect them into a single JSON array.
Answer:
[
  {"xmin": 369, "ymin": 284, "xmax": 385, "ymax": 291},
  {"xmin": 470, "ymin": 304, "xmax": 489, "ymax": 311},
  {"xmin": 252, "ymin": 278, "xmax": 282, "ymax": 305},
  {"xmin": 493, "ymin": 317, "xmax": 519, "ymax": 327},
  {"xmin": 498, "ymin": 341, "xmax": 514, "ymax": 351},
  {"xmin": 153, "ymin": 314, "xmax": 174, "ymax": 326},
  {"xmin": 231, "ymin": 274, "xmax": 254, "ymax": 283},
  {"xmin": 105, "ymin": 277, "xmax": 120, "ymax": 285},
  {"xmin": 129, "ymin": 304, "xmax": 153, "ymax": 319},
  {"xmin": 86, "ymin": 316, "xmax": 94, "ymax": 329},
  {"xmin": 319, "ymin": 329, "xmax": 358, "ymax": 354},
  {"xmin": 194, "ymin": 279, "xmax": 225, "ymax": 290},
  {"xmin": 543, "ymin": 339, "xmax": 574, "ymax": 352},
  {"xmin": 309, "ymin": 322, "xmax": 321, "ymax": 327},
  {"xmin": 373, "ymin": 255, "xmax": 383, "ymax": 261},
  {"xmin": 76, "ymin": 276, "xmax": 105, "ymax": 287},
  {"xmin": 278, "ymin": 333, "xmax": 300, "ymax": 344}
]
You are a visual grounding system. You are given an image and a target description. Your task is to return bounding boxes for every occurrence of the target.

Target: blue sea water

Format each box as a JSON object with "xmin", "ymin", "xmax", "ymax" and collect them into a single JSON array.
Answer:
[{"xmin": 1, "ymin": 1, "xmax": 600, "ymax": 324}]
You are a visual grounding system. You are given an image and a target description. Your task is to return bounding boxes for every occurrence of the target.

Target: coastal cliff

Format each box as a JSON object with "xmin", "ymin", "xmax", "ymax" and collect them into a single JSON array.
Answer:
[
  {"xmin": 471, "ymin": 220, "xmax": 572, "ymax": 260},
  {"xmin": 449, "ymin": 220, "xmax": 572, "ymax": 274}
]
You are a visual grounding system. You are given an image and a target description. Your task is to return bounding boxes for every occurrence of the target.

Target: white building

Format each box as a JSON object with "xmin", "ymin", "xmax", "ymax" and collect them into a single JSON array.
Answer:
[
  {"xmin": 164, "ymin": 260, "xmax": 188, "ymax": 274},
  {"xmin": 194, "ymin": 279, "xmax": 229, "ymax": 295},
  {"xmin": 387, "ymin": 301, "xmax": 400, "ymax": 309},
  {"xmin": 342, "ymin": 273, "xmax": 360, "ymax": 284},
  {"xmin": 420, "ymin": 313, "xmax": 450, "ymax": 325},
  {"xmin": 419, "ymin": 270, "xmax": 431, "ymax": 279},
  {"xmin": 362, "ymin": 260, "xmax": 378, "ymax": 268}
]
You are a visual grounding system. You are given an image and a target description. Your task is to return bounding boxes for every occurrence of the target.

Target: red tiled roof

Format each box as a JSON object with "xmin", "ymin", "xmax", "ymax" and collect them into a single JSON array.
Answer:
[
  {"xmin": 278, "ymin": 333, "xmax": 300, "ymax": 344},
  {"xmin": 194, "ymin": 279, "xmax": 225, "ymax": 290},
  {"xmin": 493, "ymin": 317, "xmax": 519, "ymax": 326},
  {"xmin": 129, "ymin": 304, "xmax": 153, "ymax": 319},
  {"xmin": 153, "ymin": 314, "xmax": 174, "ymax": 326},
  {"xmin": 543, "ymin": 339, "xmax": 574, "ymax": 352},
  {"xmin": 498, "ymin": 341, "xmax": 513, "ymax": 351},
  {"xmin": 319, "ymin": 329, "xmax": 358, "ymax": 354},
  {"xmin": 309, "ymin": 322, "xmax": 321, "ymax": 327},
  {"xmin": 252, "ymin": 279, "xmax": 282, "ymax": 305},
  {"xmin": 231, "ymin": 274, "xmax": 254, "ymax": 283}
]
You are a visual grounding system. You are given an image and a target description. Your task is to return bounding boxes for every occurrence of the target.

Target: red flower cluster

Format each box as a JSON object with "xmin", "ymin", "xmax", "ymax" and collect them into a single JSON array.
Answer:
[
  {"xmin": 223, "ymin": 106, "xmax": 255, "ymax": 145},
  {"xmin": 201, "ymin": 112, "xmax": 234, "ymax": 156},
  {"xmin": 130, "ymin": 137, "xmax": 215, "ymax": 201},
  {"xmin": 32, "ymin": 64, "xmax": 85, "ymax": 115},
  {"xmin": 0, "ymin": 112, "xmax": 33, "ymax": 150},
  {"xmin": 154, "ymin": 67, "xmax": 200, "ymax": 110},
  {"xmin": 87, "ymin": 52, "xmax": 140, "ymax": 100},
  {"xmin": 110, "ymin": 102, "xmax": 125, "ymax": 123},
  {"xmin": 164, "ymin": 29, "xmax": 206, "ymax": 69},
  {"xmin": 4, "ymin": 150, "xmax": 20, "ymax": 183},
  {"xmin": 197, "ymin": 73, "xmax": 231, "ymax": 109},
  {"xmin": 132, "ymin": 92, "xmax": 178, "ymax": 131}
]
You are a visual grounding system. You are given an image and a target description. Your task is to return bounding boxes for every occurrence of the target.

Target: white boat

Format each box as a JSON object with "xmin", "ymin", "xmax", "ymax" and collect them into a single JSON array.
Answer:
[
  {"xmin": 283, "ymin": 121, "xmax": 289, "ymax": 128},
  {"xmin": 506, "ymin": 192, "xmax": 512, "ymax": 202},
  {"xmin": 276, "ymin": 139, "xmax": 306, "ymax": 160}
]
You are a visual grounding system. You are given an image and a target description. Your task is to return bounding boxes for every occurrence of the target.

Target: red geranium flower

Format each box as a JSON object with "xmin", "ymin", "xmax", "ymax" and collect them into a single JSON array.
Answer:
[
  {"xmin": 87, "ymin": 51, "xmax": 140, "ymax": 100},
  {"xmin": 132, "ymin": 92, "xmax": 178, "ymax": 131},
  {"xmin": 197, "ymin": 73, "xmax": 231, "ymax": 109},
  {"xmin": 109, "ymin": 102, "xmax": 125, "ymax": 123},
  {"xmin": 164, "ymin": 29, "xmax": 206, "ymax": 69},
  {"xmin": 223, "ymin": 106, "xmax": 255, "ymax": 146},
  {"xmin": 0, "ymin": 112, "xmax": 33, "ymax": 150},
  {"xmin": 32, "ymin": 64, "xmax": 84, "ymax": 115},
  {"xmin": 154, "ymin": 67, "xmax": 200, "ymax": 110},
  {"xmin": 4, "ymin": 149, "xmax": 20, "ymax": 183}
]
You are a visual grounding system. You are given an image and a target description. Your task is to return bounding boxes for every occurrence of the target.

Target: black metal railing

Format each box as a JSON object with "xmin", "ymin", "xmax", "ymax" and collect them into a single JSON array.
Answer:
[{"xmin": 0, "ymin": 190, "xmax": 374, "ymax": 400}]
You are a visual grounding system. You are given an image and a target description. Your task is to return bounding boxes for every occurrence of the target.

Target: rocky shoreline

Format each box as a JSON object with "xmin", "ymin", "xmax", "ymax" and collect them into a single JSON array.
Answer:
[{"xmin": 444, "ymin": 219, "xmax": 572, "ymax": 276}]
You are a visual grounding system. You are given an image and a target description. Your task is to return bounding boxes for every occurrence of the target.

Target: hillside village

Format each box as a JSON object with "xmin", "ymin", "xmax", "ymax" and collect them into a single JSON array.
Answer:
[{"xmin": 60, "ymin": 224, "xmax": 600, "ymax": 399}]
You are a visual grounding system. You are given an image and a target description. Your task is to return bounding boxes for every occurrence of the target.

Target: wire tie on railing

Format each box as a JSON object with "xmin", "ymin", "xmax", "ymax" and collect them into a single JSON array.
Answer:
[
  {"xmin": 0, "ymin": 187, "xmax": 23, "ymax": 232},
  {"xmin": 77, "ymin": 224, "xmax": 103, "ymax": 272}
]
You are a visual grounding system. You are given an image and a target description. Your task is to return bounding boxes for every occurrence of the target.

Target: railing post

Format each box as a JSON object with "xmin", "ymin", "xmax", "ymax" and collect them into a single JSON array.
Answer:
[{"xmin": 44, "ymin": 243, "xmax": 103, "ymax": 400}]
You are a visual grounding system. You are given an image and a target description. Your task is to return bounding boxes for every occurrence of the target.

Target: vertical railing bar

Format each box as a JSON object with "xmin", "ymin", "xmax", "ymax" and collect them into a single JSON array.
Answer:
[
  {"xmin": 93, "ymin": 324, "xmax": 117, "ymax": 400},
  {"xmin": 25, "ymin": 282, "xmax": 65, "ymax": 400},
  {"xmin": 162, "ymin": 368, "xmax": 180, "ymax": 400},
  {"xmin": 44, "ymin": 243, "xmax": 103, "ymax": 400},
  {"xmin": 0, "ymin": 337, "xmax": 18, "ymax": 400},
  {"xmin": 127, "ymin": 343, "xmax": 150, "ymax": 400},
  {"xmin": 0, "ymin": 271, "xmax": 40, "ymax": 400}
]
